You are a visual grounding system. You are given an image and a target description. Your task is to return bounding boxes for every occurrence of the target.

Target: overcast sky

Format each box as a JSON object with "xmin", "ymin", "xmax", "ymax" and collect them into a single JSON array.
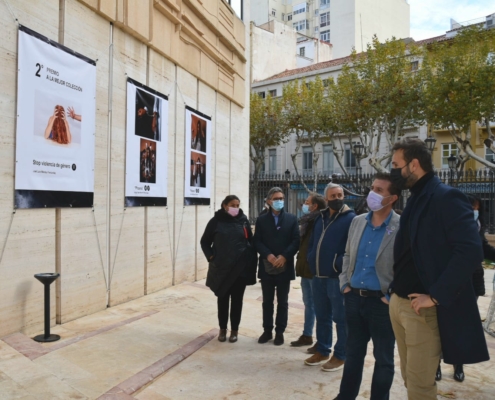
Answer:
[{"xmin": 410, "ymin": 0, "xmax": 495, "ymax": 40}]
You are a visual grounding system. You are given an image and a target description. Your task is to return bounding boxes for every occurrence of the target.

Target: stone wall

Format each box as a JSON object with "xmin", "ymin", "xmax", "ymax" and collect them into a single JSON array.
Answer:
[{"xmin": 0, "ymin": 0, "xmax": 249, "ymax": 337}]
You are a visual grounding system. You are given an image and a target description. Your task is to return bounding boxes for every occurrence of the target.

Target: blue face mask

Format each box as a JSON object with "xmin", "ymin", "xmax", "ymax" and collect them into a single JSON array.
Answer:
[
  {"xmin": 474, "ymin": 210, "xmax": 479, "ymax": 221},
  {"xmin": 302, "ymin": 204, "xmax": 310, "ymax": 215},
  {"xmin": 272, "ymin": 200, "xmax": 284, "ymax": 211}
]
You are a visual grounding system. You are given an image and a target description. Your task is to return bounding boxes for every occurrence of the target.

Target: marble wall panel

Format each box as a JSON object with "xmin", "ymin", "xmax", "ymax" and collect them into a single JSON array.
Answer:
[
  {"xmin": 196, "ymin": 82, "xmax": 216, "ymax": 280},
  {"xmin": 173, "ymin": 67, "xmax": 197, "ymax": 284},
  {"xmin": 107, "ymin": 27, "xmax": 147, "ymax": 306},
  {"xmin": 58, "ymin": 0, "xmax": 110, "ymax": 323},
  {"xmin": 214, "ymin": 93, "xmax": 231, "ymax": 206},
  {"xmin": 0, "ymin": 0, "xmax": 59, "ymax": 337},
  {"xmin": 146, "ymin": 49, "xmax": 176, "ymax": 293}
]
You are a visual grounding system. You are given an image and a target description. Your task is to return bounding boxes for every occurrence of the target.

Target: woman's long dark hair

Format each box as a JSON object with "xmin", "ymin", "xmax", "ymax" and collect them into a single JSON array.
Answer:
[
  {"xmin": 52, "ymin": 105, "xmax": 69, "ymax": 144},
  {"xmin": 221, "ymin": 195, "xmax": 240, "ymax": 208},
  {"xmin": 466, "ymin": 194, "xmax": 484, "ymax": 230}
]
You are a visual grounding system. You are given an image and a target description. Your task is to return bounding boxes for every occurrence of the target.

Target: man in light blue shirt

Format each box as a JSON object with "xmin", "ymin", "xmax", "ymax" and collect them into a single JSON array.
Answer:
[{"xmin": 335, "ymin": 173, "xmax": 400, "ymax": 400}]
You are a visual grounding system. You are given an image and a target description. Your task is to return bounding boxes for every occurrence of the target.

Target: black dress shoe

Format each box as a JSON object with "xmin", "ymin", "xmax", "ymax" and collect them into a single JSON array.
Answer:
[
  {"xmin": 229, "ymin": 330, "xmax": 238, "ymax": 343},
  {"xmin": 274, "ymin": 333, "xmax": 284, "ymax": 346},
  {"xmin": 258, "ymin": 331, "xmax": 273, "ymax": 343},
  {"xmin": 218, "ymin": 329, "xmax": 227, "ymax": 342},
  {"xmin": 454, "ymin": 364, "xmax": 465, "ymax": 382},
  {"xmin": 436, "ymin": 363, "xmax": 442, "ymax": 381}
]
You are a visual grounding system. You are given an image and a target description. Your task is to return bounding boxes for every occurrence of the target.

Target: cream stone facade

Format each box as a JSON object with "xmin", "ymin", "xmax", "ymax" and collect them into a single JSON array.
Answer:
[{"xmin": 0, "ymin": 0, "xmax": 250, "ymax": 337}]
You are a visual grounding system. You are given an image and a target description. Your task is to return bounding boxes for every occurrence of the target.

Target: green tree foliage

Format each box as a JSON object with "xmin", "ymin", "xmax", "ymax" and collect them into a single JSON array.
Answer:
[
  {"xmin": 332, "ymin": 36, "xmax": 425, "ymax": 173},
  {"xmin": 423, "ymin": 25, "xmax": 495, "ymax": 169},
  {"xmin": 282, "ymin": 77, "xmax": 325, "ymax": 190},
  {"xmin": 249, "ymin": 92, "xmax": 290, "ymax": 213}
]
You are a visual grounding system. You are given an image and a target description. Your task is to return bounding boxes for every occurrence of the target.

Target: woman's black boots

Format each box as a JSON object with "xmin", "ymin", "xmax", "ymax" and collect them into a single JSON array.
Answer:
[{"xmin": 454, "ymin": 364, "xmax": 465, "ymax": 382}]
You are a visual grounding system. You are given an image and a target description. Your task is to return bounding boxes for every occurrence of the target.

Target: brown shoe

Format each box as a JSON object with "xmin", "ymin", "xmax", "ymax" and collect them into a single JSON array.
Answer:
[
  {"xmin": 304, "ymin": 351, "xmax": 329, "ymax": 366},
  {"xmin": 290, "ymin": 335, "xmax": 313, "ymax": 347},
  {"xmin": 321, "ymin": 355, "xmax": 345, "ymax": 372},
  {"xmin": 229, "ymin": 330, "xmax": 238, "ymax": 343},
  {"xmin": 307, "ymin": 342, "xmax": 318, "ymax": 354},
  {"xmin": 218, "ymin": 329, "xmax": 227, "ymax": 342}
]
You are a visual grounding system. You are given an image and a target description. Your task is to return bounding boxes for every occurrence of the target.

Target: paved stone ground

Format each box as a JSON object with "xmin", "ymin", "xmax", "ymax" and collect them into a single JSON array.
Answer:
[{"xmin": 0, "ymin": 271, "xmax": 494, "ymax": 400}]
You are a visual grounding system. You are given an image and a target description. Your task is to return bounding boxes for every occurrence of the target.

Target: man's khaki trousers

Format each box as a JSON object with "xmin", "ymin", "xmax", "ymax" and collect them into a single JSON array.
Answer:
[{"xmin": 389, "ymin": 294, "xmax": 441, "ymax": 400}]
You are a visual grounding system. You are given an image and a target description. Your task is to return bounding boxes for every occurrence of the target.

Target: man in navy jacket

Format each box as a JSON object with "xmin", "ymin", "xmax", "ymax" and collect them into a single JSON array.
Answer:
[
  {"xmin": 389, "ymin": 138, "xmax": 489, "ymax": 400},
  {"xmin": 305, "ymin": 183, "xmax": 356, "ymax": 371},
  {"xmin": 254, "ymin": 187, "xmax": 300, "ymax": 346}
]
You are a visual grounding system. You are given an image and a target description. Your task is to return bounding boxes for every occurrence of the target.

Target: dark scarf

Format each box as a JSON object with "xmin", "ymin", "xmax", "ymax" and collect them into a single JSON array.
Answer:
[{"xmin": 299, "ymin": 210, "xmax": 320, "ymax": 237}]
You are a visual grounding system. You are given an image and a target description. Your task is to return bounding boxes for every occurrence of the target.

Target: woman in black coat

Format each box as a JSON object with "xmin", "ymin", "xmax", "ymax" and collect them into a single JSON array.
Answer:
[
  {"xmin": 200, "ymin": 195, "xmax": 257, "ymax": 343},
  {"xmin": 437, "ymin": 194, "xmax": 495, "ymax": 382}
]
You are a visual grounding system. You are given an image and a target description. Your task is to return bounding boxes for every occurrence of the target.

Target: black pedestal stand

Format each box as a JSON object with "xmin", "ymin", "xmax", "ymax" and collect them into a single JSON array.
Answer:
[{"xmin": 33, "ymin": 273, "xmax": 61, "ymax": 343}]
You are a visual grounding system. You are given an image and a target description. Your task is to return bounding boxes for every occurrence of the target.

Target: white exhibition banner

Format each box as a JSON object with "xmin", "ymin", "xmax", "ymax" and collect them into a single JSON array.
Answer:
[
  {"xmin": 125, "ymin": 78, "xmax": 169, "ymax": 206},
  {"xmin": 184, "ymin": 106, "xmax": 211, "ymax": 206},
  {"xmin": 15, "ymin": 25, "xmax": 96, "ymax": 208}
]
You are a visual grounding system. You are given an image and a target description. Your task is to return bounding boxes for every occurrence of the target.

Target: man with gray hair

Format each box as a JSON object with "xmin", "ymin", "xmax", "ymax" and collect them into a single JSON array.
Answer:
[
  {"xmin": 305, "ymin": 183, "xmax": 355, "ymax": 371},
  {"xmin": 254, "ymin": 187, "xmax": 300, "ymax": 346}
]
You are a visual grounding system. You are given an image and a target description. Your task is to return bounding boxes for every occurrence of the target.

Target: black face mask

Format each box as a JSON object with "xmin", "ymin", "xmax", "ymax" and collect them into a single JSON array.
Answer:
[
  {"xmin": 328, "ymin": 199, "xmax": 344, "ymax": 211},
  {"xmin": 390, "ymin": 163, "xmax": 411, "ymax": 191}
]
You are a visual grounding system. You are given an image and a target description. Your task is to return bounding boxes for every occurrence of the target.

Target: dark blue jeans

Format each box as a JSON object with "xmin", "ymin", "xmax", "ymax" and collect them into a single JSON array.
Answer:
[
  {"xmin": 301, "ymin": 277, "xmax": 315, "ymax": 336},
  {"xmin": 338, "ymin": 291, "xmax": 395, "ymax": 400},
  {"xmin": 312, "ymin": 277, "xmax": 347, "ymax": 359},
  {"xmin": 261, "ymin": 278, "xmax": 290, "ymax": 334}
]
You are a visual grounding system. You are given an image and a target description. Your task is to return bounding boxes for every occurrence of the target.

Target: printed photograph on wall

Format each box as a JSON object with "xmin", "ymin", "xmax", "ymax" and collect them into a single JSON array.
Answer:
[
  {"xmin": 140, "ymin": 139, "xmax": 157, "ymax": 184},
  {"xmin": 190, "ymin": 151, "xmax": 206, "ymax": 188},
  {"xmin": 135, "ymin": 87, "xmax": 161, "ymax": 142},
  {"xmin": 125, "ymin": 78, "xmax": 169, "ymax": 207},
  {"xmin": 184, "ymin": 106, "xmax": 211, "ymax": 206},
  {"xmin": 14, "ymin": 25, "xmax": 96, "ymax": 208}
]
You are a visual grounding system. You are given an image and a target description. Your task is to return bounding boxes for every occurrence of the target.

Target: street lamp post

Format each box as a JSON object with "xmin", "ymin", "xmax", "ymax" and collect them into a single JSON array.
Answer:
[
  {"xmin": 285, "ymin": 169, "xmax": 290, "ymax": 211},
  {"xmin": 425, "ymin": 128, "xmax": 437, "ymax": 152},
  {"xmin": 448, "ymin": 155, "xmax": 457, "ymax": 185},
  {"xmin": 353, "ymin": 142, "xmax": 365, "ymax": 194}
]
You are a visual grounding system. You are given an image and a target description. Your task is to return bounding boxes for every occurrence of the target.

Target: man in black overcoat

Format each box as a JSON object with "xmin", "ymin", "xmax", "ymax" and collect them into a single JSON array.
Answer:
[
  {"xmin": 388, "ymin": 138, "xmax": 489, "ymax": 400},
  {"xmin": 254, "ymin": 186, "xmax": 300, "ymax": 346}
]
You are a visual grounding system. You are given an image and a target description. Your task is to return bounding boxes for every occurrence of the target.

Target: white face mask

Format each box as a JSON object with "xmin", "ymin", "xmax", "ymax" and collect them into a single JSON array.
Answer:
[{"xmin": 366, "ymin": 190, "xmax": 392, "ymax": 212}]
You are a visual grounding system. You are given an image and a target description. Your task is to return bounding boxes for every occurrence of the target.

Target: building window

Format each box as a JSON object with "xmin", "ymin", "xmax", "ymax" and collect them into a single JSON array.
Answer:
[
  {"xmin": 315, "ymin": 26, "xmax": 319, "ymax": 32},
  {"xmin": 303, "ymin": 146, "xmax": 313, "ymax": 173},
  {"xmin": 272, "ymin": 8, "xmax": 276, "ymax": 17},
  {"xmin": 320, "ymin": 0, "xmax": 330, "ymax": 8},
  {"xmin": 269, "ymin": 149, "xmax": 277, "ymax": 173},
  {"xmin": 442, "ymin": 143, "xmax": 458, "ymax": 168},
  {"xmin": 410, "ymin": 61, "xmax": 419, "ymax": 71},
  {"xmin": 257, "ymin": 91, "xmax": 266, "ymax": 99},
  {"xmin": 287, "ymin": 13, "xmax": 292, "ymax": 21},
  {"xmin": 293, "ymin": 20, "xmax": 308, "ymax": 31},
  {"xmin": 269, "ymin": 89, "xmax": 277, "ymax": 97},
  {"xmin": 282, "ymin": 13, "xmax": 285, "ymax": 20},
  {"xmin": 486, "ymin": 147, "xmax": 495, "ymax": 163},
  {"xmin": 322, "ymin": 78, "xmax": 330, "ymax": 87},
  {"xmin": 344, "ymin": 143, "xmax": 356, "ymax": 171},
  {"xmin": 320, "ymin": 30, "xmax": 330, "ymax": 43},
  {"xmin": 322, "ymin": 144, "xmax": 334, "ymax": 173},
  {"xmin": 315, "ymin": 9, "xmax": 319, "ymax": 16},
  {"xmin": 299, "ymin": 47, "xmax": 305, "ymax": 57},
  {"xmin": 320, "ymin": 11, "xmax": 330, "ymax": 27},
  {"xmin": 293, "ymin": 3, "xmax": 307, "ymax": 15},
  {"xmin": 227, "ymin": 0, "xmax": 243, "ymax": 20}
]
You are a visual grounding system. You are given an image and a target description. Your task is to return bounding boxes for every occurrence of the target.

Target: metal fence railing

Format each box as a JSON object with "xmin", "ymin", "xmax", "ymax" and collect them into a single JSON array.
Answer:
[{"xmin": 249, "ymin": 169, "xmax": 495, "ymax": 234}]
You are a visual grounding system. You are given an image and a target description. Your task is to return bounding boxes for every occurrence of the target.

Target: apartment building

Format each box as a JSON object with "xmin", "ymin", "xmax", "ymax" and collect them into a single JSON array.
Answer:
[{"xmin": 251, "ymin": 0, "xmax": 410, "ymax": 58}]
